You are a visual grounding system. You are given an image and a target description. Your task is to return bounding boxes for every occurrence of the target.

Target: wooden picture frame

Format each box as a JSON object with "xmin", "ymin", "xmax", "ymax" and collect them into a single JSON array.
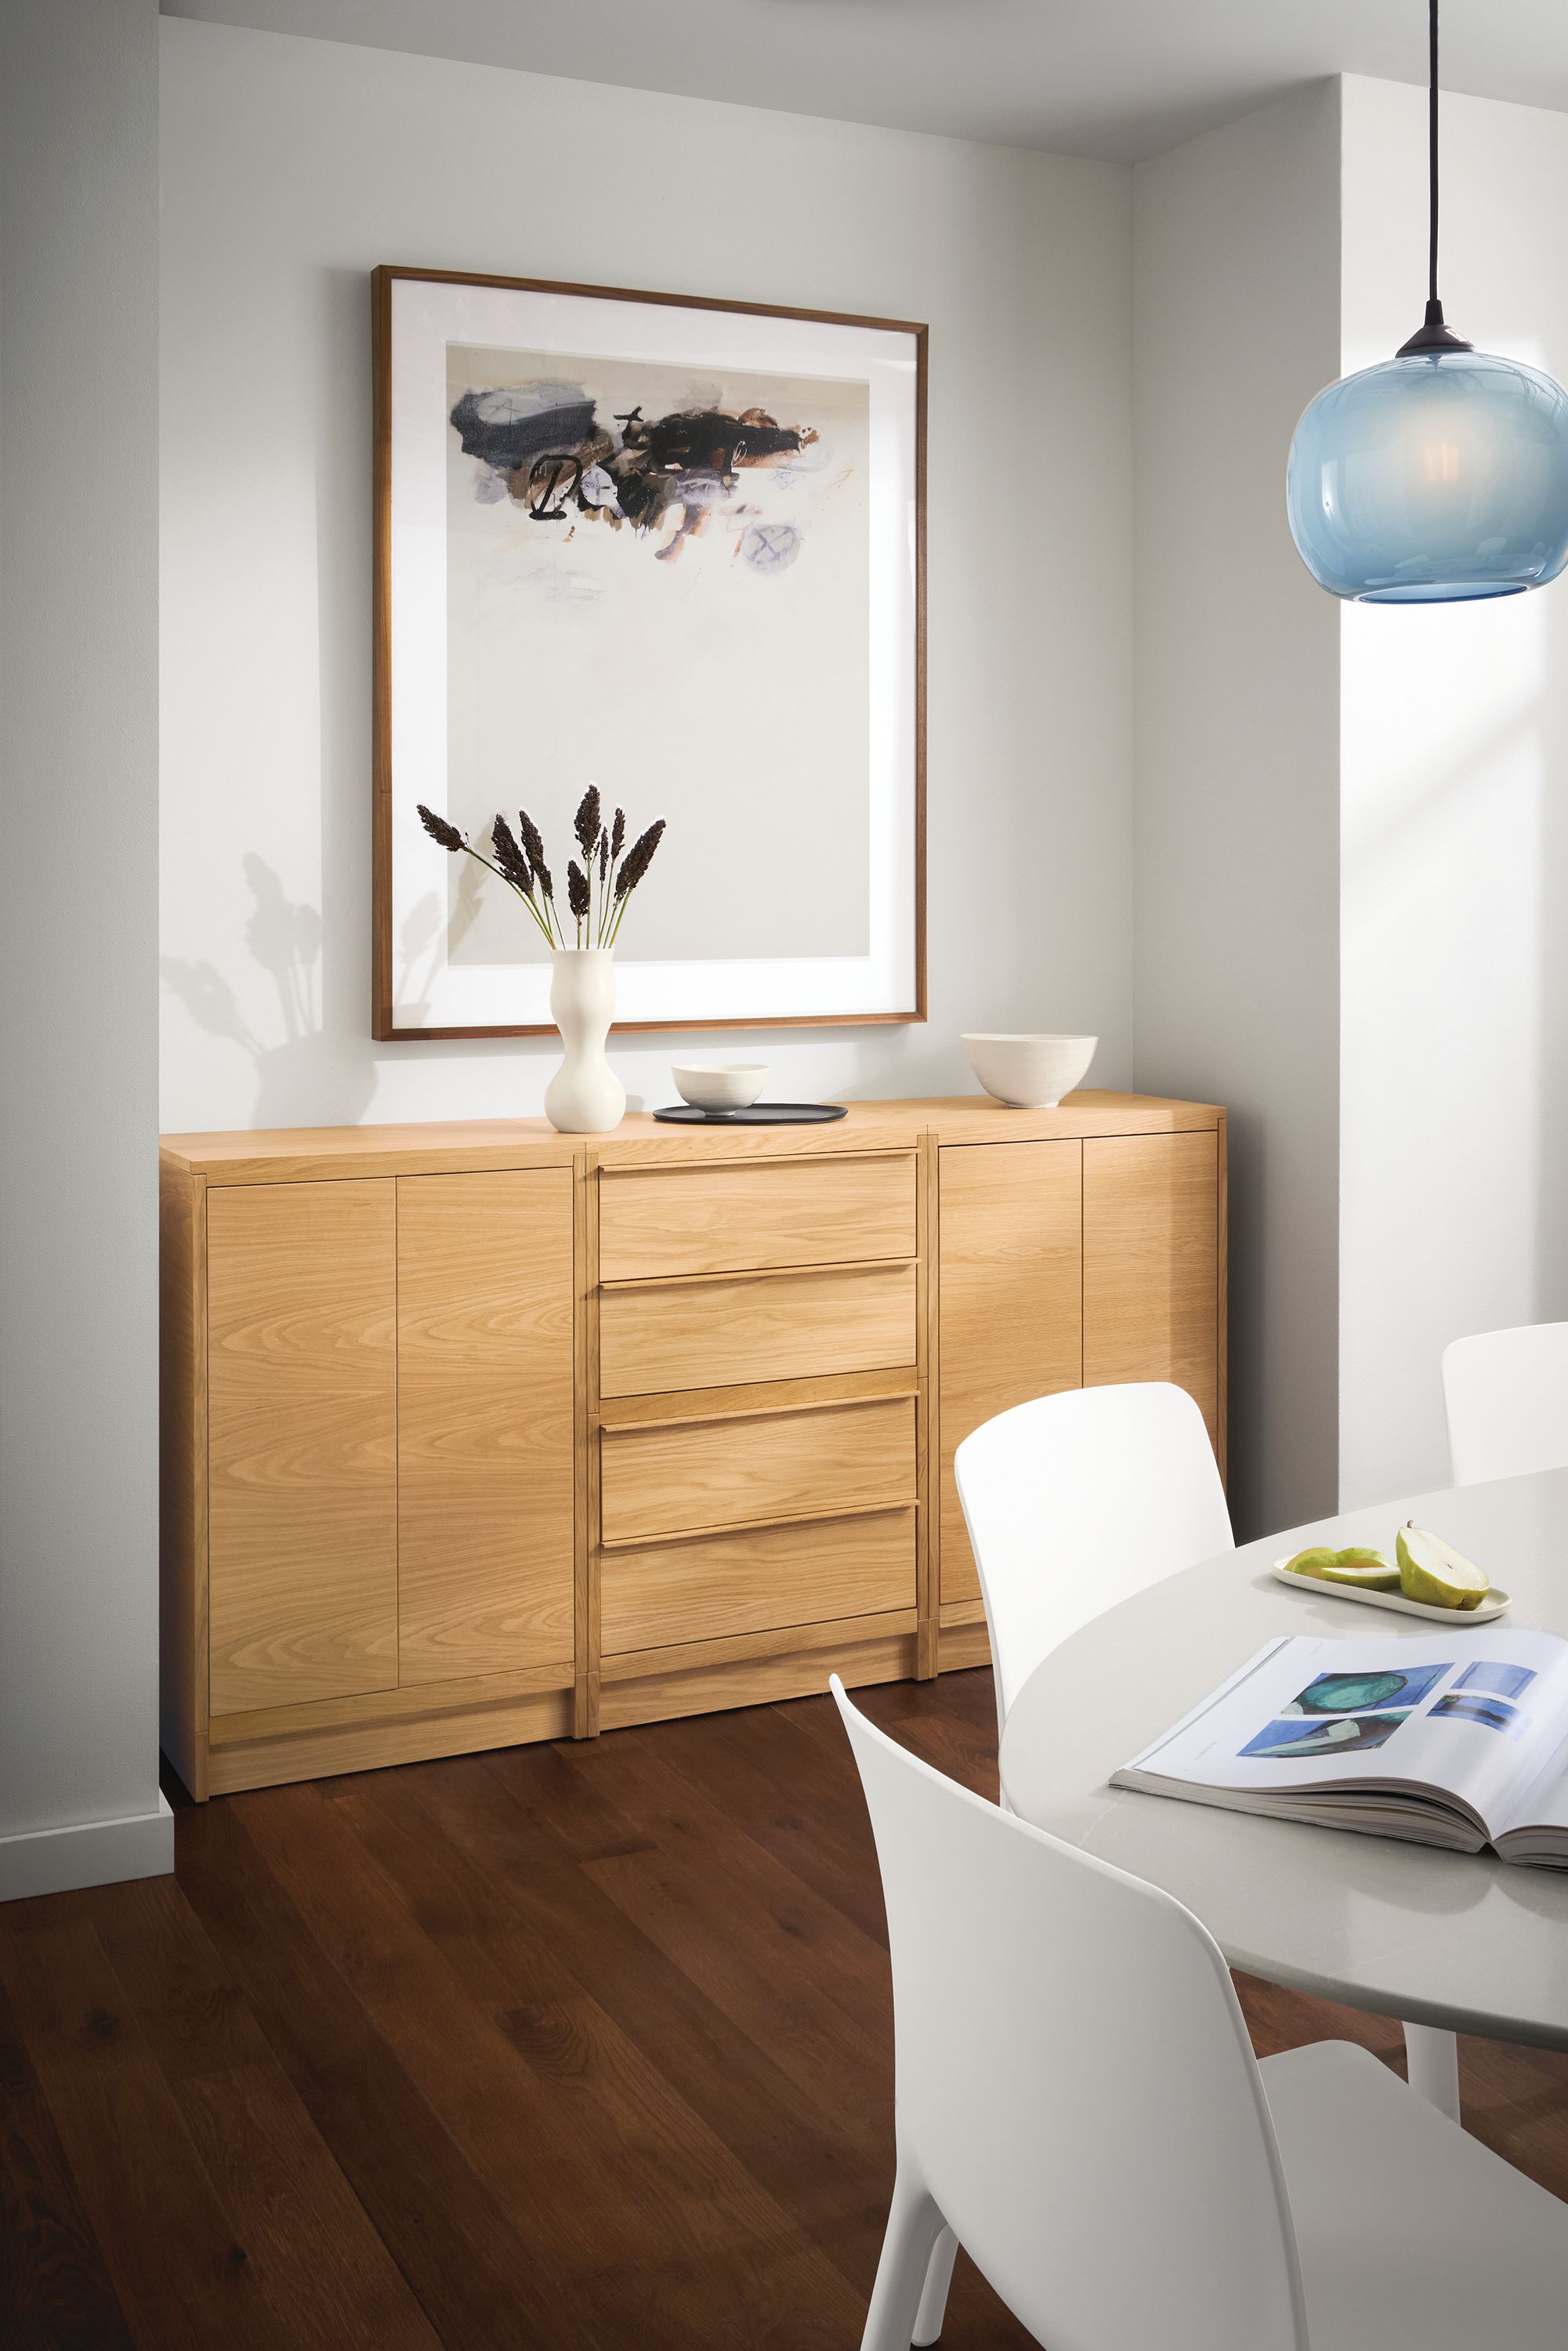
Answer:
[{"xmin": 371, "ymin": 265, "xmax": 926, "ymax": 1041}]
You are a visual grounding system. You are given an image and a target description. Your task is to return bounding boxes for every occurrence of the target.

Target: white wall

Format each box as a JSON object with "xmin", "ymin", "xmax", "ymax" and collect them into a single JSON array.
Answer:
[
  {"xmin": 166, "ymin": 29, "xmax": 1568, "ymax": 1541},
  {"xmin": 1132, "ymin": 85, "xmax": 1344, "ymax": 1540},
  {"xmin": 159, "ymin": 20, "xmax": 1135, "ymax": 1132},
  {"xmin": 0, "ymin": 0, "xmax": 172, "ymax": 1897},
  {"xmin": 1338, "ymin": 77, "xmax": 1568, "ymax": 1505}
]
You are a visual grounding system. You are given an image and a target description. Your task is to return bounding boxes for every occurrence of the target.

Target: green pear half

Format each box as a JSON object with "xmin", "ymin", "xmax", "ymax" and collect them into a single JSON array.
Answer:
[
  {"xmin": 1285, "ymin": 1544, "xmax": 1400, "ymax": 1590},
  {"xmin": 1395, "ymin": 1523, "xmax": 1489, "ymax": 1610}
]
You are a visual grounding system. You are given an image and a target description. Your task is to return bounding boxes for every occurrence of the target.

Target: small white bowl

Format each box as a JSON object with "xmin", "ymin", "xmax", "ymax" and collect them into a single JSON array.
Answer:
[
  {"xmin": 962, "ymin": 1033, "xmax": 1097, "ymax": 1109},
  {"xmin": 671, "ymin": 1060, "xmax": 768, "ymax": 1112}
]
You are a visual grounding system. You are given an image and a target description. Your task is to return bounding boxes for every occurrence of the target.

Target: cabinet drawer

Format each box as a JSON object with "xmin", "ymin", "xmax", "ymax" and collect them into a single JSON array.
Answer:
[
  {"xmin": 598, "ymin": 1154, "xmax": 915, "ymax": 1281},
  {"xmin": 600, "ymin": 1395, "xmax": 917, "ymax": 1543},
  {"xmin": 602, "ymin": 1507, "xmax": 916, "ymax": 1653},
  {"xmin": 599, "ymin": 1261, "xmax": 918, "ymax": 1399}
]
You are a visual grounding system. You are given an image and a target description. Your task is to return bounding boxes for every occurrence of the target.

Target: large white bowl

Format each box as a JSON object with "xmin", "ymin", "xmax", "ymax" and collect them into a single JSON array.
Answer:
[
  {"xmin": 671, "ymin": 1060, "xmax": 769, "ymax": 1111},
  {"xmin": 962, "ymin": 1033, "xmax": 1097, "ymax": 1108}
]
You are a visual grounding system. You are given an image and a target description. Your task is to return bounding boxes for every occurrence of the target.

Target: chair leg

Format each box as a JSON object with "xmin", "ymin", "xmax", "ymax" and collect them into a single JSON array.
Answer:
[
  {"xmin": 1403, "ymin": 2020, "xmax": 1460, "ymax": 2121},
  {"xmin": 912, "ymin": 2224, "xmax": 958, "ymax": 2346},
  {"xmin": 861, "ymin": 2162, "xmax": 946, "ymax": 2351}
]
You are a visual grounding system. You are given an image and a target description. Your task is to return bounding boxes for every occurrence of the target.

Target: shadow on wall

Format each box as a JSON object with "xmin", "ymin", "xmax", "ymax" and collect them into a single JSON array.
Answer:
[{"xmin": 161, "ymin": 853, "xmax": 375, "ymax": 1128}]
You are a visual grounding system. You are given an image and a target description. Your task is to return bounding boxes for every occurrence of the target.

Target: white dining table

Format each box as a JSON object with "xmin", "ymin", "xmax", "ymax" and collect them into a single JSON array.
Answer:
[{"xmin": 998, "ymin": 1465, "xmax": 1568, "ymax": 2051}]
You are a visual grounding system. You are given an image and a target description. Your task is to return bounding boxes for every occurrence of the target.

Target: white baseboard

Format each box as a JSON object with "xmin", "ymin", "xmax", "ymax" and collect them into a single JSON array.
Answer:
[{"xmin": 0, "ymin": 1795, "xmax": 175, "ymax": 1904}]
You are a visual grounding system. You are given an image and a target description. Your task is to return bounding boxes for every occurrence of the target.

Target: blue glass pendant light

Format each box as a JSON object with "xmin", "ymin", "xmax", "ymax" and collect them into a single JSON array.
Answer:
[{"xmin": 1287, "ymin": 0, "xmax": 1568, "ymax": 603}]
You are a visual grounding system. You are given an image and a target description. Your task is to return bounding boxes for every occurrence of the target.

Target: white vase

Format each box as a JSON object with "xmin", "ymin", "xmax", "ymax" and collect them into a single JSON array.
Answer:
[{"xmin": 544, "ymin": 948, "xmax": 625, "ymax": 1134}]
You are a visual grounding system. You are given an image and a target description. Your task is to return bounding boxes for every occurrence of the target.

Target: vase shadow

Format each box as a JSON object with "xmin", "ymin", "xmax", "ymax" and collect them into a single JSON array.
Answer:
[{"xmin": 160, "ymin": 853, "xmax": 376, "ymax": 1128}]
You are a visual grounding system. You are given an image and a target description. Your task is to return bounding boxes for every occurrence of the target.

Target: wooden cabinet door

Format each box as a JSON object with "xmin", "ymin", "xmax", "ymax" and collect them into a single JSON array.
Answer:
[
  {"xmin": 937, "ymin": 1142, "xmax": 1083, "ymax": 1607},
  {"xmin": 397, "ymin": 1171, "xmax": 574, "ymax": 1684},
  {"xmin": 207, "ymin": 1181, "xmax": 397, "ymax": 1715},
  {"xmin": 1083, "ymin": 1132, "xmax": 1220, "ymax": 1449}
]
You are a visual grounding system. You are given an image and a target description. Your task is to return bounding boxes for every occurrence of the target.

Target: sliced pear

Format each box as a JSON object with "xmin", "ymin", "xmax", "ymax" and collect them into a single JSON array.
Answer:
[
  {"xmin": 1284, "ymin": 1545, "xmax": 1340, "ymax": 1580},
  {"xmin": 1285, "ymin": 1542, "xmax": 1400, "ymax": 1590},
  {"xmin": 1324, "ymin": 1545, "xmax": 1400, "ymax": 1589},
  {"xmin": 1396, "ymin": 1523, "xmax": 1489, "ymax": 1610}
]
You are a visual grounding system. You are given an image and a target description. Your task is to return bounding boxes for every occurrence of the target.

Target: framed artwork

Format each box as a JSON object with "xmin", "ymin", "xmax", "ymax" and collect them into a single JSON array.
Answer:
[{"xmin": 371, "ymin": 265, "xmax": 925, "ymax": 1039}]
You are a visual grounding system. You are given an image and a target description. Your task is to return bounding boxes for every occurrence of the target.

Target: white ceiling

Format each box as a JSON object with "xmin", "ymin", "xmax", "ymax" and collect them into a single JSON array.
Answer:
[{"xmin": 161, "ymin": 1, "xmax": 1568, "ymax": 164}]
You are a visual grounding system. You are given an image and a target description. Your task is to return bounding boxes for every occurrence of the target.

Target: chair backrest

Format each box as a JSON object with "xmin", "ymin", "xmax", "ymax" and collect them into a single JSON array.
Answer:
[
  {"xmin": 834, "ymin": 1679, "xmax": 1307, "ymax": 2351},
  {"xmin": 1442, "ymin": 1323, "xmax": 1568, "ymax": 1485},
  {"xmin": 954, "ymin": 1382, "xmax": 1232, "ymax": 1733}
]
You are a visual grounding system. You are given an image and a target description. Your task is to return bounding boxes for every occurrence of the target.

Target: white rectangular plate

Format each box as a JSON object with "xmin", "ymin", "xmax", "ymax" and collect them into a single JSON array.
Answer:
[{"xmin": 1271, "ymin": 1559, "xmax": 1510, "ymax": 1622}]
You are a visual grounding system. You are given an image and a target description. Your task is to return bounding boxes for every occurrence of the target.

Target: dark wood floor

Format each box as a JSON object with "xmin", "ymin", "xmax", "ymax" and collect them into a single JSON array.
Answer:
[{"xmin": 3, "ymin": 1667, "xmax": 1566, "ymax": 2350}]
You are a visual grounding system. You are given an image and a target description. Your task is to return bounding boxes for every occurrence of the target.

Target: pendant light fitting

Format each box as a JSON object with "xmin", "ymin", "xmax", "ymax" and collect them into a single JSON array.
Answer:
[{"xmin": 1286, "ymin": 0, "xmax": 1568, "ymax": 604}]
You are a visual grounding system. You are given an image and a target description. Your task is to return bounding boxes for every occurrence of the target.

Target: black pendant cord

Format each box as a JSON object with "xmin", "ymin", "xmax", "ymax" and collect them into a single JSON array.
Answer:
[
  {"xmin": 1428, "ymin": 0, "xmax": 1440, "ymax": 310},
  {"xmin": 1396, "ymin": 0, "xmax": 1472, "ymax": 354}
]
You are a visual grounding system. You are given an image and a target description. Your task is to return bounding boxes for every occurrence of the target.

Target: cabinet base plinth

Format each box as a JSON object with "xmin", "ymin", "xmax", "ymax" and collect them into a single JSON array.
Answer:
[
  {"xmin": 201, "ymin": 1679, "xmax": 573, "ymax": 1795},
  {"xmin": 599, "ymin": 1628, "xmax": 918, "ymax": 1733}
]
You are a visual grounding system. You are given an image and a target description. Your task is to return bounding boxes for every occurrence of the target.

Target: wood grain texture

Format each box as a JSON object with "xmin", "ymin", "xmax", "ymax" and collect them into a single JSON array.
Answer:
[
  {"xmin": 159, "ymin": 1157, "xmax": 208, "ymax": 1800},
  {"xmin": 209, "ymin": 1659, "xmax": 573, "ymax": 1746},
  {"xmin": 573, "ymin": 1150, "xmax": 598, "ymax": 1738},
  {"xmin": 233, "ymin": 1779, "xmax": 852, "ymax": 2349},
  {"xmin": 597, "ymin": 1154, "xmax": 916, "ymax": 1281},
  {"xmin": 163, "ymin": 1094, "xmax": 1226, "ymax": 1792},
  {"xmin": 601, "ymin": 1508, "xmax": 917, "ymax": 1653},
  {"xmin": 206, "ymin": 1183, "xmax": 398, "ymax": 1716},
  {"xmin": 85, "ymin": 1875, "xmax": 447, "ymax": 2351},
  {"xmin": 596, "ymin": 1628, "xmax": 918, "ymax": 1731},
  {"xmin": 171, "ymin": 1800, "xmax": 596, "ymax": 2351},
  {"xmin": 595, "ymin": 1093, "xmax": 1222, "ymax": 1157},
  {"xmin": 599, "ymin": 1608, "xmax": 917, "ymax": 1684},
  {"xmin": 206, "ymin": 1685, "xmax": 572, "ymax": 1796},
  {"xmin": 0, "ymin": 1973, "xmax": 136, "ymax": 2351},
  {"xmin": 600, "ymin": 1396, "xmax": 916, "ymax": 1545},
  {"xmin": 159, "ymin": 1096, "xmax": 1224, "ymax": 1186},
  {"xmin": 599, "ymin": 1260, "xmax": 917, "ymax": 1398},
  {"xmin": 396, "ymin": 1171, "xmax": 574, "ymax": 1686},
  {"xmin": 0, "ymin": 1902, "xmax": 306, "ymax": 2351},
  {"xmin": 936, "ymin": 1617, "xmax": 994, "ymax": 1670},
  {"xmin": 916, "ymin": 1132, "xmax": 939, "ymax": 1677},
  {"xmin": 1083, "ymin": 1130, "xmax": 1221, "ymax": 1443},
  {"xmin": 596, "ymin": 1362, "xmax": 918, "ymax": 1433},
  {"xmin": 936, "ymin": 1140, "xmax": 1084, "ymax": 1607},
  {"xmin": 11, "ymin": 1666, "xmax": 1566, "ymax": 2350}
]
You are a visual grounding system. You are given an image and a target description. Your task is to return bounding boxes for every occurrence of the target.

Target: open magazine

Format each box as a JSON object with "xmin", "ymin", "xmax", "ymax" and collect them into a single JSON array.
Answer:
[{"xmin": 1113, "ymin": 1628, "xmax": 1568, "ymax": 1867}]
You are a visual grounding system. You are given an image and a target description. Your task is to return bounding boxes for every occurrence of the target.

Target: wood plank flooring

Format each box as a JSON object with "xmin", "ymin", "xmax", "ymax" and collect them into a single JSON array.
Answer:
[{"xmin": 2, "ymin": 1666, "xmax": 1566, "ymax": 2349}]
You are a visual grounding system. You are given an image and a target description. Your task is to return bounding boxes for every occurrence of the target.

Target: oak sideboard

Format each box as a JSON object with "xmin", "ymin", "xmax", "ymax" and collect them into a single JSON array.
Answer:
[{"xmin": 160, "ymin": 1092, "xmax": 1226, "ymax": 1796}]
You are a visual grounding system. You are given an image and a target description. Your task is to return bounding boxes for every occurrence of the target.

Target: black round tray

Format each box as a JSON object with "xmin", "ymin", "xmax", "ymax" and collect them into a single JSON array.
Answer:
[{"xmin": 651, "ymin": 1103, "xmax": 848, "ymax": 1126}]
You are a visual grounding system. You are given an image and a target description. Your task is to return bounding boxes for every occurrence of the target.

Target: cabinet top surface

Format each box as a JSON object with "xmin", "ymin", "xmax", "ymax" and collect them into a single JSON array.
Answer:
[{"xmin": 161, "ymin": 1091, "xmax": 1223, "ymax": 1183}]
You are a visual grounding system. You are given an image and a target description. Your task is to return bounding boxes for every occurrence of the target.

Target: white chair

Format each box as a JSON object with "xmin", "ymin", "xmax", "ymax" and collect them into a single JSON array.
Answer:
[
  {"xmin": 954, "ymin": 1381, "xmax": 1231, "ymax": 1747},
  {"xmin": 922, "ymin": 1379, "xmax": 1455, "ymax": 2346},
  {"xmin": 835, "ymin": 1677, "xmax": 1568, "ymax": 2351},
  {"xmin": 911, "ymin": 1383, "xmax": 1234, "ymax": 2336},
  {"xmin": 1442, "ymin": 1322, "xmax": 1568, "ymax": 1485}
]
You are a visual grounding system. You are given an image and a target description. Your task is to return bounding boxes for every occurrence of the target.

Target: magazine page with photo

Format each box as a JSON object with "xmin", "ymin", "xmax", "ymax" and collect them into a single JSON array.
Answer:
[
  {"xmin": 1114, "ymin": 1628, "xmax": 1568, "ymax": 1866},
  {"xmin": 1494, "ymin": 1712, "xmax": 1568, "ymax": 1864}
]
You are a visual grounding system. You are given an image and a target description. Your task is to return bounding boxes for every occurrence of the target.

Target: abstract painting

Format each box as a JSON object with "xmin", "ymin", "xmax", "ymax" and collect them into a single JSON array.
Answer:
[{"xmin": 372, "ymin": 268, "xmax": 925, "ymax": 1039}]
